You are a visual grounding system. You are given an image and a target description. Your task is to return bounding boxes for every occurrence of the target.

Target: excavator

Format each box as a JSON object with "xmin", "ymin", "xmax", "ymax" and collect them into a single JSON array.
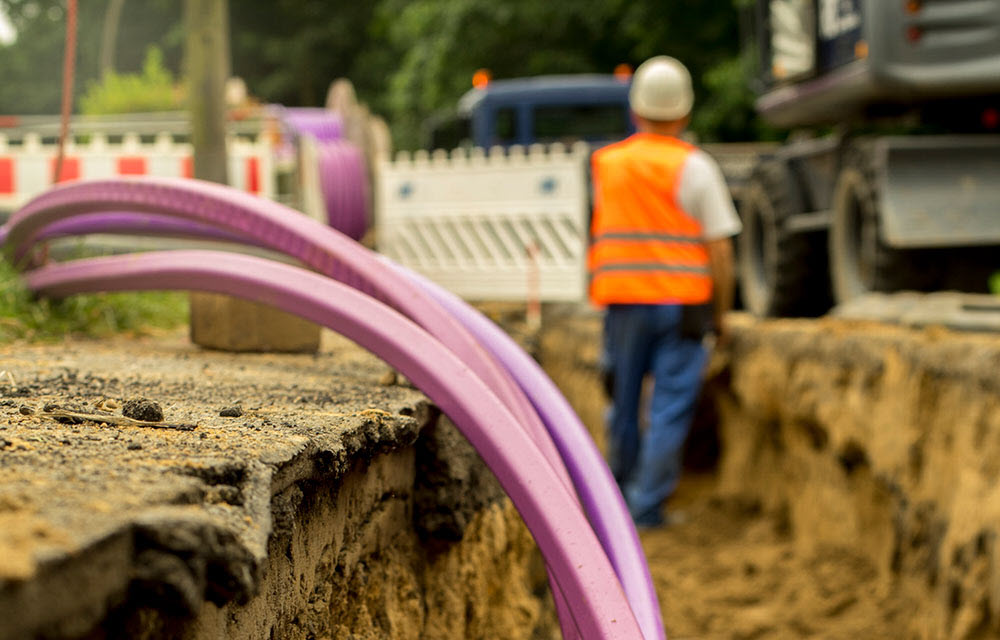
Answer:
[{"xmin": 738, "ymin": 0, "xmax": 1000, "ymax": 316}]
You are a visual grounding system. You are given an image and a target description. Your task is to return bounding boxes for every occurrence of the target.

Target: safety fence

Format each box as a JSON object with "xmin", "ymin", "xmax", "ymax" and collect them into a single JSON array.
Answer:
[
  {"xmin": 375, "ymin": 142, "xmax": 591, "ymax": 302},
  {"xmin": 0, "ymin": 131, "xmax": 274, "ymax": 211}
]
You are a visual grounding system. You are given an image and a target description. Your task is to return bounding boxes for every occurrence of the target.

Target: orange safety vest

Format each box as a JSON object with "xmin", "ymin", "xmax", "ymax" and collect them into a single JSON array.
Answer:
[{"xmin": 588, "ymin": 133, "xmax": 712, "ymax": 306}]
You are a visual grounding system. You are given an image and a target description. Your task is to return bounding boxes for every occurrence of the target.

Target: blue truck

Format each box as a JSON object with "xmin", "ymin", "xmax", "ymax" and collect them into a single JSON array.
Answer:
[{"xmin": 423, "ymin": 73, "xmax": 635, "ymax": 151}]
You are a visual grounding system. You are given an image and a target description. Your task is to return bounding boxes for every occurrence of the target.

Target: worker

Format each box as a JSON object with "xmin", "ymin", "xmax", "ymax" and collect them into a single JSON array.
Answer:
[{"xmin": 589, "ymin": 55, "xmax": 740, "ymax": 528}]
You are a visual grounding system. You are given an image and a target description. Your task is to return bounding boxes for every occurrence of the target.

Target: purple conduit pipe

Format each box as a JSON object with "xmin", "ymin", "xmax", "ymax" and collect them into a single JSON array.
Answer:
[
  {"xmin": 2, "ymin": 178, "xmax": 660, "ymax": 638},
  {"xmin": 23, "ymin": 250, "xmax": 642, "ymax": 639},
  {"xmin": 2, "ymin": 179, "xmax": 559, "ymax": 482},
  {"xmin": 32, "ymin": 212, "xmax": 253, "ymax": 246},
  {"xmin": 2, "ymin": 181, "xmax": 587, "ymax": 636},
  {"xmin": 4, "ymin": 205, "xmax": 584, "ymax": 639},
  {"xmin": 393, "ymin": 264, "xmax": 664, "ymax": 640}
]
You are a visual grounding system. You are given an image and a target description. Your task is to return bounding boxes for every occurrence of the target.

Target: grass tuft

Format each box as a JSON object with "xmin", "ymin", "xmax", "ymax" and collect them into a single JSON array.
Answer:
[{"xmin": 1, "ymin": 257, "xmax": 188, "ymax": 343}]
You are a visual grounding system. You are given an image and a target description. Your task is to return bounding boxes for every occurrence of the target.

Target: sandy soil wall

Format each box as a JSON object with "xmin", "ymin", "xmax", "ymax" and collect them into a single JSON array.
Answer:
[
  {"xmin": 716, "ymin": 317, "xmax": 1000, "ymax": 639},
  {"xmin": 540, "ymin": 308, "xmax": 1000, "ymax": 639},
  {"xmin": 91, "ymin": 419, "xmax": 553, "ymax": 640}
]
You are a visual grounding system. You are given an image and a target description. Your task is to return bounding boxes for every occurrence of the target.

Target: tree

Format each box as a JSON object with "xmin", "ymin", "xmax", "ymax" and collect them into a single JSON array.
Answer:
[
  {"xmin": 0, "ymin": 0, "xmax": 180, "ymax": 114},
  {"xmin": 374, "ymin": 0, "xmax": 749, "ymax": 148},
  {"xmin": 0, "ymin": 0, "xmax": 766, "ymax": 144}
]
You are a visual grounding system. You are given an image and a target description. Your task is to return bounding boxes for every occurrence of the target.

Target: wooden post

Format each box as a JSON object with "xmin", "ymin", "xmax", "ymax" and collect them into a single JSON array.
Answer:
[
  {"xmin": 184, "ymin": 0, "xmax": 321, "ymax": 353},
  {"xmin": 185, "ymin": 0, "xmax": 229, "ymax": 185}
]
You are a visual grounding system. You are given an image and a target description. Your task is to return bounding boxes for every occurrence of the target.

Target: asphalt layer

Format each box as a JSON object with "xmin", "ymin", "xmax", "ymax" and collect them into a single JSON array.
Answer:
[{"xmin": 0, "ymin": 329, "xmax": 432, "ymax": 639}]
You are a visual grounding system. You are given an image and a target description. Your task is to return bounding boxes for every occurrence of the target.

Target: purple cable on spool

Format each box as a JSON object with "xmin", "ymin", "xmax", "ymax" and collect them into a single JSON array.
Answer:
[
  {"xmin": 280, "ymin": 107, "xmax": 344, "ymax": 142},
  {"xmin": 318, "ymin": 141, "xmax": 370, "ymax": 241},
  {"xmin": 279, "ymin": 107, "xmax": 370, "ymax": 241},
  {"xmin": 23, "ymin": 250, "xmax": 644, "ymax": 639}
]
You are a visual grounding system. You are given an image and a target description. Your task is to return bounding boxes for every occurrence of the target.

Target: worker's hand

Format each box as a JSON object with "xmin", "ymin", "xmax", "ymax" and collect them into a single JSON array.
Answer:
[{"xmin": 713, "ymin": 314, "xmax": 731, "ymax": 349}]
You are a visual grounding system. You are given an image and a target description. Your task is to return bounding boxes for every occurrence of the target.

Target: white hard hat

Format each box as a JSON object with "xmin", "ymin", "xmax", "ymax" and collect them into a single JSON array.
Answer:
[{"xmin": 629, "ymin": 56, "xmax": 694, "ymax": 121}]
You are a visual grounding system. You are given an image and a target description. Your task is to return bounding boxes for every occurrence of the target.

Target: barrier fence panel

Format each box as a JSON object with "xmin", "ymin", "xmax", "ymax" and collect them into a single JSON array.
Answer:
[
  {"xmin": 0, "ymin": 131, "xmax": 275, "ymax": 211},
  {"xmin": 375, "ymin": 142, "xmax": 591, "ymax": 302}
]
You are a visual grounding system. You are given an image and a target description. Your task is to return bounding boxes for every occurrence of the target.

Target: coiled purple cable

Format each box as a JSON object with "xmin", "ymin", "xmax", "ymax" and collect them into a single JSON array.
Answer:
[
  {"xmin": 279, "ymin": 108, "xmax": 370, "ymax": 240},
  {"xmin": 23, "ymin": 249, "xmax": 642, "ymax": 639},
  {"xmin": 2, "ymin": 179, "xmax": 586, "ymax": 636},
  {"xmin": 2, "ymin": 176, "xmax": 663, "ymax": 639},
  {"xmin": 280, "ymin": 107, "xmax": 344, "ymax": 142}
]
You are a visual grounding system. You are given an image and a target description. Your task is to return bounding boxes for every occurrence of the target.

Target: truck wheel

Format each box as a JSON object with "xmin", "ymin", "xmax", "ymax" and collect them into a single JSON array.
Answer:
[
  {"xmin": 829, "ymin": 145, "xmax": 917, "ymax": 304},
  {"xmin": 738, "ymin": 160, "xmax": 830, "ymax": 317}
]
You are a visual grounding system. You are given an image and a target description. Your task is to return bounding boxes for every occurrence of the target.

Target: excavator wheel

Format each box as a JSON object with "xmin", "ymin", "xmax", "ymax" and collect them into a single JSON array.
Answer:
[
  {"xmin": 737, "ymin": 158, "xmax": 831, "ymax": 317},
  {"xmin": 829, "ymin": 143, "xmax": 927, "ymax": 304}
]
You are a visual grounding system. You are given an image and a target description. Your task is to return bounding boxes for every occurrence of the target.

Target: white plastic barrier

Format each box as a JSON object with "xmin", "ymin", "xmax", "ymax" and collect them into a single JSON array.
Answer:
[
  {"xmin": 375, "ymin": 142, "xmax": 591, "ymax": 302},
  {"xmin": 0, "ymin": 132, "xmax": 275, "ymax": 211}
]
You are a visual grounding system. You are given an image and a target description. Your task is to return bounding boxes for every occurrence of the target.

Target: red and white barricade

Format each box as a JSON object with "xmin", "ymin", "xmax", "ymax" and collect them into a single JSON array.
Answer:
[{"xmin": 0, "ymin": 132, "xmax": 275, "ymax": 211}]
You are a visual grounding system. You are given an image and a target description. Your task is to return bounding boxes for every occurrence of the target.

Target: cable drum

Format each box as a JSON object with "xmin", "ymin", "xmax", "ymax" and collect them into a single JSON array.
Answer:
[
  {"xmin": 280, "ymin": 107, "xmax": 344, "ymax": 142},
  {"xmin": 281, "ymin": 107, "xmax": 371, "ymax": 241},
  {"xmin": 318, "ymin": 140, "xmax": 370, "ymax": 241}
]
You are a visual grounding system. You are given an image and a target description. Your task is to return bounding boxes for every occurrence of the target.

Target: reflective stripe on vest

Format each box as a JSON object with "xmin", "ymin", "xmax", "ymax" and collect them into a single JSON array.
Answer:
[{"xmin": 588, "ymin": 133, "xmax": 712, "ymax": 305}]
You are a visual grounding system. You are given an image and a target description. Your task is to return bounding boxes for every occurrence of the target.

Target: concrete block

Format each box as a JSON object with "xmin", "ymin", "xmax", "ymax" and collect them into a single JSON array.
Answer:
[{"xmin": 189, "ymin": 292, "xmax": 321, "ymax": 353}]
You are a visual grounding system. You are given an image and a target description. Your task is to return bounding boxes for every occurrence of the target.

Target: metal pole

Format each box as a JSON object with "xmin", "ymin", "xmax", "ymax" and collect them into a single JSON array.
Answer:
[{"xmin": 53, "ymin": 0, "xmax": 78, "ymax": 185}]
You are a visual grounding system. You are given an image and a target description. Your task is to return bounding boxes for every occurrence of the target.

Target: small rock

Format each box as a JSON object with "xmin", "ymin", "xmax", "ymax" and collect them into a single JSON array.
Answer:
[
  {"xmin": 379, "ymin": 370, "xmax": 398, "ymax": 386},
  {"xmin": 18, "ymin": 405, "xmax": 34, "ymax": 416},
  {"xmin": 127, "ymin": 442, "xmax": 143, "ymax": 451},
  {"xmin": 95, "ymin": 398, "xmax": 119, "ymax": 412},
  {"xmin": 219, "ymin": 405, "xmax": 244, "ymax": 418},
  {"xmin": 0, "ymin": 438, "xmax": 11, "ymax": 449},
  {"xmin": 122, "ymin": 397, "xmax": 164, "ymax": 422}
]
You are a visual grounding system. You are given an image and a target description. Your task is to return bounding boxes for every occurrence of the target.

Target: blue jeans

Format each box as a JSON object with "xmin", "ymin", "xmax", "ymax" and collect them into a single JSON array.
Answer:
[{"xmin": 603, "ymin": 304, "xmax": 707, "ymax": 526}]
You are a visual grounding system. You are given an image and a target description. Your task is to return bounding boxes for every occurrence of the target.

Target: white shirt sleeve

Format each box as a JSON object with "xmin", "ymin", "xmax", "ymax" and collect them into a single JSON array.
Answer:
[{"xmin": 676, "ymin": 149, "xmax": 742, "ymax": 241}]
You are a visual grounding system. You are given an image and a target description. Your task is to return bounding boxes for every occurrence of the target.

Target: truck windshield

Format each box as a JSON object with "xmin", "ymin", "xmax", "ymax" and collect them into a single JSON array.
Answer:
[
  {"xmin": 532, "ymin": 104, "xmax": 629, "ymax": 144},
  {"xmin": 428, "ymin": 115, "xmax": 472, "ymax": 150}
]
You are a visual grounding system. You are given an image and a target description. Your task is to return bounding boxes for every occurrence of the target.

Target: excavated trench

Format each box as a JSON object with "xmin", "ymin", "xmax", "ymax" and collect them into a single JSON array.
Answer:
[
  {"xmin": 541, "ymin": 308, "xmax": 1000, "ymax": 640},
  {"xmin": 5, "ymin": 308, "xmax": 1000, "ymax": 639}
]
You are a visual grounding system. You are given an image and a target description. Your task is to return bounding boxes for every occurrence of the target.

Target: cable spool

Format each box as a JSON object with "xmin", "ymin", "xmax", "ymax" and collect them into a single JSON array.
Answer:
[{"xmin": 280, "ymin": 107, "xmax": 371, "ymax": 241}]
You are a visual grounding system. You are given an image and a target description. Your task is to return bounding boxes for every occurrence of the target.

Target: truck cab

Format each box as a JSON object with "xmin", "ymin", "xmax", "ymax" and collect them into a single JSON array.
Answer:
[{"xmin": 423, "ymin": 74, "xmax": 634, "ymax": 150}]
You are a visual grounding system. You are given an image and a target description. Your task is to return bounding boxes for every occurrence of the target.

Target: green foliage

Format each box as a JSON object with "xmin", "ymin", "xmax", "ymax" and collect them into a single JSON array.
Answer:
[
  {"xmin": 693, "ymin": 51, "xmax": 782, "ymax": 142},
  {"xmin": 373, "ymin": 0, "xmax": 745, "ymax": 149},
  {"xmin": 80, "ymin": 46, "xmax": 183, "ymax": 115},
  {"xmin": 990, "ymin": 272, "xmax": 1000, "ymax": 296},
  {"xmin": 0, "ymin": 0, "xmax": 181, "ymax": 115},
  {"xmin": 0, "ymin": 257, "xmax": 188, "ymax": 343},
  {"xmin": 1, "ymin": 0, "xmax": 769, "ymax": 144}
]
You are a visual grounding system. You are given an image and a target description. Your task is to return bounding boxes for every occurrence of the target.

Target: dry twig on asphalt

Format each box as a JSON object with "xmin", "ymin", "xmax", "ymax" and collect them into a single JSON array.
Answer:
[{"xmin": 39, "ymin": 409, "xmax": 198, "ymax": 431}]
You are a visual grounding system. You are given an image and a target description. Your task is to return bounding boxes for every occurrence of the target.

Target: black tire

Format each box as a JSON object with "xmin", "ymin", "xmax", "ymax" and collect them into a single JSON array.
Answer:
[
  {"xmin": 737, "ymin": 159, "xmax": 831, "ymax": 317},
  {"xmin": 829, "ymin": 143, "xmax": 925, "ymax": 304}
]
